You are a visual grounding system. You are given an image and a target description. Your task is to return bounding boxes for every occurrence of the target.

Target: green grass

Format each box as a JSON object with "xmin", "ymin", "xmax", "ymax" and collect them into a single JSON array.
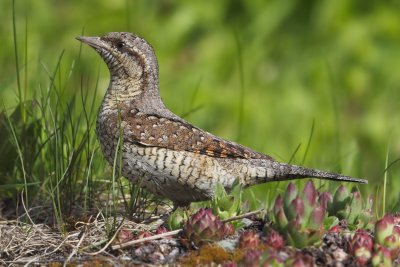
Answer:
[{"xmin": 1, "ymin": 0, "xmax": 400, "ymax": 223}]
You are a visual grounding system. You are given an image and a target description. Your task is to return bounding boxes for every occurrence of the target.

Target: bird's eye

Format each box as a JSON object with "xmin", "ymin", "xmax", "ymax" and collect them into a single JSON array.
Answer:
[{"xmin": 116, "ymin": 41, "xmax": 124, "ymax": 49}]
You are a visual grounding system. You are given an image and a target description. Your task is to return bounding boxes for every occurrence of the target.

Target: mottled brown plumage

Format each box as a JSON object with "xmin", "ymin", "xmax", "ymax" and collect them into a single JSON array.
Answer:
[
  {"xmin": 123, "ymin": 111, "xmax": 269, "ymax": 159},
  {"xmin": 76, "ymin": 32, "xmax": 367, "ymax": 207}
]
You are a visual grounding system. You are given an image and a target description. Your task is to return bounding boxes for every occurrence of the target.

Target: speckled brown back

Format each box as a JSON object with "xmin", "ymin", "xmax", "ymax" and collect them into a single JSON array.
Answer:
[{"xmin": 121, "ymin": 109, "xmax": 271, "ymax": 160}]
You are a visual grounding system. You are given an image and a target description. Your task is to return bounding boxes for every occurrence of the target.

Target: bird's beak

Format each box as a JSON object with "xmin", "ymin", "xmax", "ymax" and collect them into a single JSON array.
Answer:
[{"xmin": 76, "ymin": 36, "xmax": 104, "ymax": 49}]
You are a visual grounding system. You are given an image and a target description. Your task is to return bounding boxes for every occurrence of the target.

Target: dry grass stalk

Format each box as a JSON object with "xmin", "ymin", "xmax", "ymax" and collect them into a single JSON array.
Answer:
[{"xmin": 0, "ymin": 213, "xmax": 154, "ymax": 265}]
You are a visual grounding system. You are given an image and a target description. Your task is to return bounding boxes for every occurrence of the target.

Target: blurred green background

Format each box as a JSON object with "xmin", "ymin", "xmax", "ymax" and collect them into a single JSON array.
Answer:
[{"xmin": 1, "ymin": 0, "xmax": 400, "ymax": 213}]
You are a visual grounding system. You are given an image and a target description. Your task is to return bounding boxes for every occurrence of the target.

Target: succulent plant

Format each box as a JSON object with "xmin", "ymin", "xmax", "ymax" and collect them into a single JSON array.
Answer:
[
  {"xmin": 284, "ymin": 252, "xmax": 314, "ymax": 267},
  {"xmin": 240, "ymin": 249, "xmax": 262, "ymax": 267},
  {"xmin": 371, "ymin": 246, "xmax": 392, "ymax": 267},
  {"xmin": 271, "ymin": 181, "xmax": 330, "ymax": 248},
  {"xmin": 167, "ymin": 207, "xmax": 188, "ymax": 230},
  {"xmin": 327, "ymin": 185, "xmax": 373, "ymax": 229},
  {"xmin": 375, "ymin": 214, "xmax": 396, "ymax": 244},
  {"xmin": 224, "ymin": 223, "xmax": 235, "ymax": 236},
  {"xmin": 212, "ymin": 182, "xmax": 245, "ymax": 229},
  {"xmin": 155, "ymin": 225, "xmax": 168, "ymax": 235},
  {"xmin": 115, "ymin": 228, "xmax": 134, "ymax": 244},
  {"xmin": 346, "ymin": 229, "xmax": 373, "ymax": 266},
  {"xmin": 374, "ymin": 214, "xmax": 400, "ymax": 259},
  {"xmin": 238, "ymin": 230, "xmax": 260, "ymax": 249},
  {"xmin": 264, "ymin": 229, "xmax": 285, "ymax": 250},
  {"xmin": 183, "ymin": 208, "xmax": 232, "ymax": 247},
  {"xmin": 259, "ymin": 249, "xmax": 284, "ymax": 267},
  {"xmin": 240, "ymin": 249, "xmax": 283, "ymax": 267}
]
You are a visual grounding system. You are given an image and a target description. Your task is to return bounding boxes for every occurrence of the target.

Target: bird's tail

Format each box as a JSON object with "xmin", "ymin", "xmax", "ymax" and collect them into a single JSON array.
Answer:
[{"xmin": 269, "ymin": 163, "xmax": 368, "ymax": 184}]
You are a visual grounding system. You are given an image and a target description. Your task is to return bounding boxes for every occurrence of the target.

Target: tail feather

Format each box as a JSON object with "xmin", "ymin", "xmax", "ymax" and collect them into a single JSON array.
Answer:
[{"xmin": 270, "ymin": 163, "xmax": 368, "ymax": 184}]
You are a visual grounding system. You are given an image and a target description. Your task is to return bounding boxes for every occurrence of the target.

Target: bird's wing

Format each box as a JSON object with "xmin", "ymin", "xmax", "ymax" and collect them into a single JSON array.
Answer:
[{"xmin": 122, "ymin": 112, "xmax": 271, "ymax": 160}]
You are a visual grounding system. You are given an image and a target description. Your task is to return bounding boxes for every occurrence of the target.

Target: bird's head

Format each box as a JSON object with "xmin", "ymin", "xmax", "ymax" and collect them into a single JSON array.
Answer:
[{"xmin": 76, "ymin": 32, "xmax": 158, "ymax": 89}]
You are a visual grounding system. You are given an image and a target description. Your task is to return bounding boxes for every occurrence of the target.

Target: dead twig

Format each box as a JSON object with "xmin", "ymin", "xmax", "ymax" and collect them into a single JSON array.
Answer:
[
  {"xmin": 84, "ymin": 222, "xmax": 124, "ymax": 256},
  {"xmin": 111, "ymin": 229, "xmax": 181, "ymax": 250},
  {"xmin": 222, "ymin": 209, "xmax": 264, "ymax": 223},
  {"xmin": 63, "ymin": 227, "xmax": 87, "ymax": 266}
]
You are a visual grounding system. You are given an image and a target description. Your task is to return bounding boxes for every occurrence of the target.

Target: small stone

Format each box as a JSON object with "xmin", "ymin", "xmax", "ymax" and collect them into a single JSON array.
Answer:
[{"xmin": 332, "ymin": 248, "xmax": 348, "ymax": 262}]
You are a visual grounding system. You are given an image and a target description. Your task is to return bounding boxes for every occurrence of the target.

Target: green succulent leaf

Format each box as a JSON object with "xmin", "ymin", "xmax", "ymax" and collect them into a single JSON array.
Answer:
[
  {"xmin": 328, "ymin": 185, "xmax": 374, "ymax": 229},
  {"xmin": 167, "ymin": 207, "xmax": 188, "ymax": 230},
  {"xmin": 323, "ymin": 216, "xmax": 339, "ymax": 230},
  {"xmin": 271, "ymin": 181, "xmax": 328, "ymax": 248},
  {"xmin": 212, "ymin": 181, "xmax": 243, "ymax": 221},
  {"xmin": 276, "ymin": 209, "xmax": 289, "ymax": 229},
  {"xmin": 328, "ymin": 185, "xmax": 349, "ymax": 214},
  {"xmin": 375, "ymin": 214, "xmax": 395, "ymax": 245},
  {"xmin": 286, "ymin": 197, "xmax": 304, "ymax": 221},
  {"xmin": 286, "ymin": 224, "xmax": 323, "ymax": 248},
  {"xmin": 284, "ymin": 183, "xmax": 298, "ymax": 208}
]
